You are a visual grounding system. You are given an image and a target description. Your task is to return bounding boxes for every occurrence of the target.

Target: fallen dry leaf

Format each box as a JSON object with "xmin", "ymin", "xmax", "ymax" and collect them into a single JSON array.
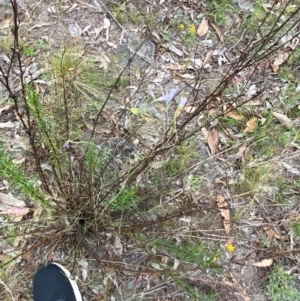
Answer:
[
  {"xmin": 225, "ymin": 237, "xmax": 235, "ymax": 246},
  {"xmin": 273, "ymin": 53, "xmax": 289, "ymax": 66},
  {"xmin": 113, "ymin": 235, "xmax": 123, "ymax": 257},
  {"xmin": 271, "ymin": 52, "xmax": 289, "ymax": 72},
  {"xmin": 32, "ymin": 206, "xmax": 43, "ymax": 222},
  {"xmin": 201, "ymin": 127, "xmax": 209, "ymax": 140},
  {"xmin": 78, "ymin": 259, "xmax": 88, "ymax": 281},
  {"xmin": 163, "ymin": 44, "xmax": 183, "ymax": 56},
  {"xmin": 12, "ymin": 156, "xmax": 26, "ymax": 164},
  {"xmin": 223, "ymin": 276, "xmax": 251, "ymax": 301},
  {"xmin": 207, "ymin": 128, "xmax": 220, "ymax": 155},
  {"xmin": 166, "ymin": 63, "xmax": 187, "ymax": 71},
  {"xmin": 95, "ymin": 53, "xmax": 110, "ymax": 71},
  {"xmin": 203, "ymin": 51, "xmax": 212, "ymax": 65},
  {"xmin": 31, "ymin": 23, "xmax": 53, "ymax": 29},
  {"xmin": 243, "ymin": 117, "xmax": 258, "ymax": 133},
  {"xmin": 253, "ymin": 258, "xmax": 273, "ymax": 267},
  {"xmin": 0, "ymin": 192, "xmax": 30, "ymax": 221},
  {"xmin": 197, "ymin": 18, "xmax": 209, "ymax": 37},
  {"xmin": 217, "ymin": 194, "xmax": 230, "ymax": 234},
  {"xmin": 272, "ymin": 112, "xmax": 293, "ymax": 128},
  {"xmin": 226, "ymin": 110, "xmax": 244, "ymax": 120},
  {"xmin": 0, "ymin": 17, "xmax": 13, "ymax": 29},
  {"xmin": 1, "ymin": 207, "xmax": 30, "ymax": 216},
  {"xmin": 211, "ymin": 23, "xmax": 224, "ymax": 43},
  {"xmin": 264, "ymin": 226, "xmax": 288, "ymax": 241},
  {"xmin": 281, "ymin": 162, "xmax": 300, "ymax": 175},
  {"xmin": 184, "ymin": 105, "xmax": 197, "ymax": 113},
  {"xmin": 0, "ymin": 121, "xmax": 18, "ymax": 128},
  {"xmin": 0, "ymin": 192, "xmax": 26, "ymax": 208},
  {"xmin": 0, "ymin": 105, "xmax": 10, "ymax": 115},
  {"xmin": 136, "ymin": 273, "xmax": 143, "ymax": 284},
  {"xmin": 235, "ymin": 145, "xmax": 250, "ymax": 166},
  {"xmin": 173, "ymin": 258, "xmax": 180, "ymax": 270}
]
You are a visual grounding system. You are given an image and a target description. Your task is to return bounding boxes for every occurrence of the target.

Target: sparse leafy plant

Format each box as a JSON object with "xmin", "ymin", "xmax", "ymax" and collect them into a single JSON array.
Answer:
[
  {"xmin": 291, "ymin": 221, "xmax": 300, "ymax": 238},
  {"xmin": 0, "ymin": 1, "xmax": 299, "ymax": 300},
  {"xmin": 266, "ymin": 264, "xmax": 300, "ymax": 301},
  {"xmin": 206, "ymin": 0, "xmax": 237, "ymax": 25}
]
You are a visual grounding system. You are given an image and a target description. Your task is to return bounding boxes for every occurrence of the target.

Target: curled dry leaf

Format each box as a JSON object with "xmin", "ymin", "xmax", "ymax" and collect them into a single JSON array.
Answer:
[
  {"xmin": 210, "ymin": 23, "xmax": 224, "ymax": 43},
  {"xmin": 173, "ymin": 258, "xmax": 180, "ymax": 270},
  {"xmin": 226, "ymin": 110, "xmax": 244, "ymax": 120},
  {"xmin": 217, "ymin": 194, "xmax": 230, "ymax": 234},
  {"xmin": 272, "ymin": 112, "xmax": 293, "ymax": 128},
  {"xmin": 253, "ymin": 258, "xmax": 273, "ymax": 267},
  {"xmin": 12, "ymin": 156, "xmax": 26, "ymax": 164},
  {"xmin": 197, "ymin": 18, "xmax": 209, "ymax": 37},
  {"xmin": 243, "ymin": 117, "xmax": 258, "ymax": 133},
  {"xmin": 207, "ymin": 128, "xmax": 220, "ymax": 155}
]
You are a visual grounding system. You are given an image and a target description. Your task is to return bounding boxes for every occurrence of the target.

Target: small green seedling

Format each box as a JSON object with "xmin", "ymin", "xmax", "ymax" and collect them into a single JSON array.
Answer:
[
  {"xmin": 24, "ymin": 46, "xmax": 35, "ymax": 56},
  {"xmin": 38, "ymin": 38, "xmax": 46, "ymax": 46}
]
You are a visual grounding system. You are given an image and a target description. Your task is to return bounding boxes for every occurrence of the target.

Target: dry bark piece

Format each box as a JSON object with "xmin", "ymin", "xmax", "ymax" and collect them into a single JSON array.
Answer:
[{"xmin": 217, "ymin": 194, "xmax": 230, "ymax": 234}]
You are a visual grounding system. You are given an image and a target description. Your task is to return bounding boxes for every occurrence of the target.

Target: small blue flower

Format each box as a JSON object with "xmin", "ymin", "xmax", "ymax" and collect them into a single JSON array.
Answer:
[
  {"xmin": 179, "ymin": 96, "xmax": 188, "ymax": 108},
  {"xmin": 158, "ymin": 89, "xmax": 179, "ymax": 102}
]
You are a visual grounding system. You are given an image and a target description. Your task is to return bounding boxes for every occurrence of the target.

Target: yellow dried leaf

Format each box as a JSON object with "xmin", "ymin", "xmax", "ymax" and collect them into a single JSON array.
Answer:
[
  {"xmin": 217, "ymin": 194, "xmax": 230, "ymax": 234},
  {"xmin": 197, "ymin": 18, "xmax": 209, "ymax": 37},
  {"xmin": 253, "ymin": 258, "xmax": 273, "ymax": 267},
  {"xmin": 243, "ymin": 117, "xmax": 258, "ymax": 133},
  {"xmin": 226, "ymin": 110, "xmax": 244, "ymax": 120},
  {"xmin": 207, "ymin": 128, "xmax": 220, "ymax": 155}
]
